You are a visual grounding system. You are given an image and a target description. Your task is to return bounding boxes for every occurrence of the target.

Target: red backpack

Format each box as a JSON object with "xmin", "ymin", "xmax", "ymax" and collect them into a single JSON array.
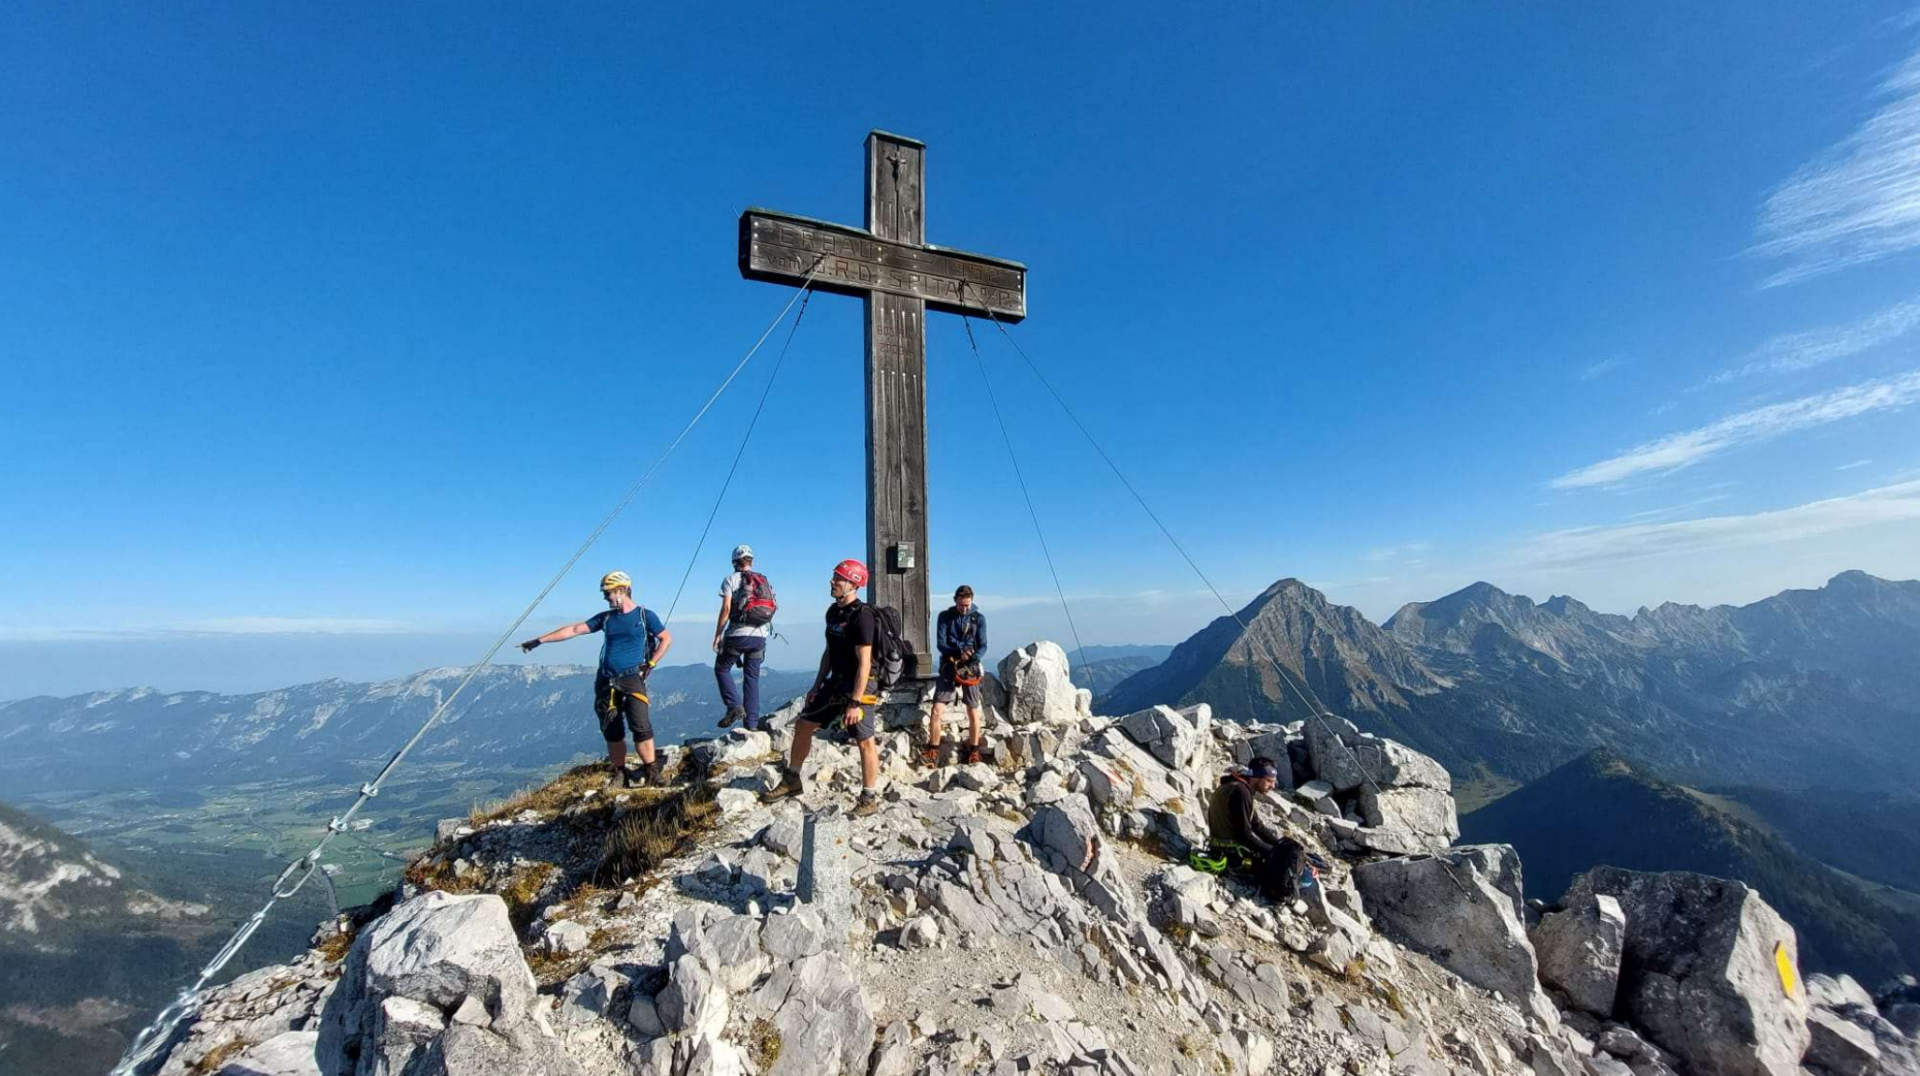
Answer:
[{"xmin": 730, "ymin": 571, "xmax": 779, "ymax": 627}]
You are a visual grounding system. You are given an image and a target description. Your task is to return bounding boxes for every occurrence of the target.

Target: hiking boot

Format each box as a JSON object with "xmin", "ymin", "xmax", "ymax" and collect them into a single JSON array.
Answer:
[
  {"xmin": 644, "ymin": 761, "xmax": 665, "ymax": 787},
  {"xmin": 850, "ymin": 790, "xmax": 881, "ymax": 818},
  {"xmin": 760, "ymin": 769, "xmax": 804, "ymax": 803},
  {"xmin": 718, "ymin": 705, "xmax": 746, "ymax": 729},
  {"xmin": 742, "ymin": 717, "xmax": 764, "ymax": 733},
  {"xmin": 963, "ymin": 744, "xmax": 983, "ymax": 766},
  {"xmin": 919, "ymin": 743, "xmax": 943, "ymax": 768},
  {"xmin": 620, "ymin": 764, "xmax": 645, "ymax": 789}
]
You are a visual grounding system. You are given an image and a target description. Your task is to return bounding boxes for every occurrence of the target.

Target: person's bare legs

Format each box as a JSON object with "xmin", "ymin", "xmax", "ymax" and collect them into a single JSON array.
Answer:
[
  {"xmin": 789, "ymin": 720, "xmax": 817, "ymax": 773},
  {"xmin": 927, "ymin": 702, "xmax": 946, "ymax": 749},
  {"xmin": 859, "ymin": 738, "xmax": 879, "ymax": 790},
  {"xmin": 967, "ymin": 704, "xmax": 983, "ymax": 747},
  {"xmin": 636, "ymin": 738, "xmax": 656, "ymax": 764},
  {"xmin": 606, "ymin": 738, "xmax": 627, "ymax": 769}
]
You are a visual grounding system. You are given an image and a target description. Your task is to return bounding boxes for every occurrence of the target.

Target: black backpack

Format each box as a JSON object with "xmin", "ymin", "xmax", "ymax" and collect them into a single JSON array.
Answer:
[
  {"xmin": 870, "ymin": 605, "xmax": 918, "ymax": 690},
  {"xmin": 729, "ymin": 571, "xmax": 778, "ymax": 627}
]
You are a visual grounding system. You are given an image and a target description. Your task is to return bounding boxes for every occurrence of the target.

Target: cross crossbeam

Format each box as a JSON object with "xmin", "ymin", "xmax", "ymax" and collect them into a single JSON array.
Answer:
[{"xmin": 737, "ymin": 131, "xmax": 1028, "ymax": 658}]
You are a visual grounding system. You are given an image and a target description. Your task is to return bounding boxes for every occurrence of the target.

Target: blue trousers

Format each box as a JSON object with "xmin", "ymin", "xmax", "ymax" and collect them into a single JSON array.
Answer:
[{"xmin": 714, "ymin": 635, "xmax": 766, "ymax": 726}]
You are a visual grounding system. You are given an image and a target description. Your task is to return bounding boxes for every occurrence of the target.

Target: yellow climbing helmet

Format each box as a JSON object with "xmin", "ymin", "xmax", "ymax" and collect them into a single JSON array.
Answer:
[{"xmin": 600, "ymin": 570, "xmax": 633, "ymax": 593}]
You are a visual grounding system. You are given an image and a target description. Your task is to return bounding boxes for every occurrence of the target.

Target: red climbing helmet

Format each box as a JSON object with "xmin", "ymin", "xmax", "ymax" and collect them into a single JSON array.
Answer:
[{"xmin": 832, "ymin": 559, "xmax": 869, "ymax": 588}]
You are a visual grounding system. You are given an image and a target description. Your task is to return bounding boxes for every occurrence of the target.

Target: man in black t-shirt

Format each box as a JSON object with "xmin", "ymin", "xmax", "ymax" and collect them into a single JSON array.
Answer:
[{"xmin": 761, "ymin": 558, "xmax": 882, "ymax": 817}]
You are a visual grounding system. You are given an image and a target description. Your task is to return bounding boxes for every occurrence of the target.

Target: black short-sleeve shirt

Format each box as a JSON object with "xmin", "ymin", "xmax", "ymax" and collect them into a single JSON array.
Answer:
[{"xmin": 823, "ymin": 599, "xmax": 878, "ymax": 692}]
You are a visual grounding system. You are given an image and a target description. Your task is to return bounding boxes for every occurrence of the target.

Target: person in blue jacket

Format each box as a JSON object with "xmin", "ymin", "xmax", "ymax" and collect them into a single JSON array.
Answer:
[
  {"xmin": 519, "ymin": 570, "xmax": 673, "ymax": 787},
  {"xmin": 926, "ymin": 585, "xmax": 988, "ymax": 766}
]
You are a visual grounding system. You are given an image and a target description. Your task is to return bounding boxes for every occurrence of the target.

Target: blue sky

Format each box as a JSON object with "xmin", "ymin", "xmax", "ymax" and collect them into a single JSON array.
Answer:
[{"xmin": 5, "ymin": 3, "xmax": 1920, "ymax": 696}]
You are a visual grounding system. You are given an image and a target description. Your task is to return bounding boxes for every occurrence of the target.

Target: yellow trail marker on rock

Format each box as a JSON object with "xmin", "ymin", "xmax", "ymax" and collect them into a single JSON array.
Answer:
[{"xmin": 1774, "ymin": 940, "xmax": 1800, "ymax": 997}]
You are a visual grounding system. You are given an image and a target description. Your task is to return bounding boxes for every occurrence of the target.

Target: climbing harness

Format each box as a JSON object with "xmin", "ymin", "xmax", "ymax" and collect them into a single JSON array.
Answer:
[{"xmin": 106, "ymin": 257, "xmax": 827, "ymax": 1076}]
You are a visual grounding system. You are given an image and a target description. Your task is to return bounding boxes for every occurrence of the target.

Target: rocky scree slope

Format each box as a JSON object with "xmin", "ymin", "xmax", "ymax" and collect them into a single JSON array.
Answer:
[{"xmin": 137, "ymin": 642, "xmax": 1918, "ymax": 1076}]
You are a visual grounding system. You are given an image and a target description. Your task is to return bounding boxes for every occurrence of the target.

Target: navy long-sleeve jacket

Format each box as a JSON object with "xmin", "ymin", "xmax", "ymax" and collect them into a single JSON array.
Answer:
[{"xmin": 936, "ymin": 606, "xmax": 987, "ymax": 660}]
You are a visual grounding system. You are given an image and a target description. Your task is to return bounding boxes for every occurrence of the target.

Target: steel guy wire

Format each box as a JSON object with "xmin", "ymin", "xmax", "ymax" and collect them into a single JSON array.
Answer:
[
  {"xmin": 662, "ymin": 285, "xmax": 814, "ymax": 627},
  {"xmin": 108, "ymin": 257, "xmax": 826, "ymax": 1076},
  {"xmin": 957, "ymin": 306, "xmax": 1090, "ymax": 680},
  {"xmin": 969, "ymin": 305, "xmax": 1471, "ymax": 895}
]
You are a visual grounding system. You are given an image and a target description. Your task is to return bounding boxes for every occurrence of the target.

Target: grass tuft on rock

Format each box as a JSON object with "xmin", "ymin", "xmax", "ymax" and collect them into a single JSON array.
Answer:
[
  {"xmin": 595, "ymin": 781, "xmax": 721, "ymax": 885},
  {"xmin": 746, "ymin": 1018, "xmax": 782, "ymax": 1069}
]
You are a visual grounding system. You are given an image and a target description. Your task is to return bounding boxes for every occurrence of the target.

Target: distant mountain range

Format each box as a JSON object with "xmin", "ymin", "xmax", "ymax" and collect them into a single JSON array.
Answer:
[
  {"xmin": 0, "ymin": 661, "xmax": 816, "ymax": 796},
  {"xmin": 1460, "ymin": 747, "xmax": 1920, "ymax": 984},
  {"xmin": 1098, "ymin": 570, "xmax": 1920, "ymax": 796}
]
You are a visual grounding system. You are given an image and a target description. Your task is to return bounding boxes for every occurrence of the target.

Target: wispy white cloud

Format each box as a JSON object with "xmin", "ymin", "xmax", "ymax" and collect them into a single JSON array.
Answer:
[
  {"xmin": 1838, "ymin": 458, "xmax": 1876, "ymax": 470},
  {"xmin": 1707, "ymin": 297, "xmax": 1920, "ymax": 384},
  {"xmin": 1362, "ymin": 542, "xmax": 1432, "ymax": 563},
  {"xmin": 1581, "ymin": 357, "xmax": 1631, "ymax": 381},
  {"xmin": 1624, "ymin": 494, "xmax": 1733, "ymax": 521},
  {"xmin": 1754, "ymin": 50, "xmax": 1920, "ymax": 287},
  {"xmin": 1517, "ymin": 480, "xmax": 1920, "ymax": 569},
  {"xmin": 1549, "ymin": 370, "xmax": 1920, "ymax": 489}
]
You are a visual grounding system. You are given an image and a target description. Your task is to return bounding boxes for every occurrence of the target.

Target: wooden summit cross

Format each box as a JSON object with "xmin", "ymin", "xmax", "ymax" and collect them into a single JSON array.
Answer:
[{"xmin": 738, "ymin": 130, "xmax": 1027, "ymax": 659}]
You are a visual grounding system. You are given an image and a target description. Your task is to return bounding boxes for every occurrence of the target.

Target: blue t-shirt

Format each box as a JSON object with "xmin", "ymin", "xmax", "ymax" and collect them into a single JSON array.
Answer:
[{"xmin": 586, "ymin": 605, "xmax": 664, "ymax": 679}]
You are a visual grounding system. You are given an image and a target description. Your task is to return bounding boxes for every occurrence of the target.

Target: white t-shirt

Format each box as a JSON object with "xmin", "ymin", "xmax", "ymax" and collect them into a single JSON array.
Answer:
[{"xmin": 720, "ymin": 571, "xmax": 772, "ymax": 639}]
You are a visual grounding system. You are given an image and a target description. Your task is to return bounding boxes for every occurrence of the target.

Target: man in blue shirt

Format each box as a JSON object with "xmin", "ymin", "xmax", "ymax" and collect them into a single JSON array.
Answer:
[
  {"xmin": 928, "ymin": 585, "xmax": 988, "ymax": 766},
  {"xmin": 520, "ymin": 570, "xmax": 674, "ymax": 787}
]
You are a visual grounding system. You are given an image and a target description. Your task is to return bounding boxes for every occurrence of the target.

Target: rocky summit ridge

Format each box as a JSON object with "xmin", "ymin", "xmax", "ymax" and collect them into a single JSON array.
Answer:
[{"xmin": 137, "ymin": 641, "xmax": 1920, "ymax": 1076}]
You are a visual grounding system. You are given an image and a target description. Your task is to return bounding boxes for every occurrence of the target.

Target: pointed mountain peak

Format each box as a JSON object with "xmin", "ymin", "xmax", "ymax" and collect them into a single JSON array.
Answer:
[{"xmin": 1540, "ymin": 595, "xmax": 1591, "ymax": 618}]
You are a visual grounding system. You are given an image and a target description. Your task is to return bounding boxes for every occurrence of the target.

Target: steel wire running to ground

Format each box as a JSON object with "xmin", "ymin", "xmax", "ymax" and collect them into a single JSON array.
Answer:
[
  {"xmin": 958, "ymin": 308, "xmax": 1090, "ymax": 680},
  {"xmin": 969, "ymin": 305, "xmax": 1471, "ymax": 896},
  {"xmin": 106, "ymin": 257, "xmax": 827, "ymax": 1076},
  {"xmin": 661, "ymin": 286, "xmax": 814, "ymax": 627}
]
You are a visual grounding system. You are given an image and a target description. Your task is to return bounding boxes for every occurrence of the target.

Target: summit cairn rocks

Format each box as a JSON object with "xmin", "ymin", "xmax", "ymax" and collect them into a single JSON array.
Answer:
[
  {"xmin": 998, "ymin": 641, "xmax": 1080, "ymax": 726},
  {"xmin": 1566, "ymin": 867, "xmax": 1811, "ymax": 1076}
]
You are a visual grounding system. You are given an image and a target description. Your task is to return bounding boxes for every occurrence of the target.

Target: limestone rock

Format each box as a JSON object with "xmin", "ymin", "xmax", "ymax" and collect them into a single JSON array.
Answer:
[
  {"xmin": 1116, "ymin": 704, "xmax": 1211, "ymax": 772},
  {"xmin": 1352, "ymin": 844, "xmax": 1557, "ymax": 1025},
  {"xmin": 1358, "ymin": 784, "xmax": 1459, "ymax": 849},
  {"xmin": 998, "ymin": 641, "xmax": 1080, "ymax": 726},
  {"xmin": 1567, "ymin": 867, "xmax": 1811, "ymax": 1076},
  {"xmin": 356, "ymin": 891, "xmax": 538, "ymax": 1027},
  {"xmin": 1805, "ymin": 1008, "xmax": 1882, "ymax": 1076},
  {"xmin": 212, "ymin": 1031, "xmax": 321, "ymax": 1076},
  {"xmin": 542, "ymin": 920, "xmax": 591, "ymax": 955},
  {"xmin": 1532, "ymin": 892, "xmax": 1626, "ymax": 1018}
]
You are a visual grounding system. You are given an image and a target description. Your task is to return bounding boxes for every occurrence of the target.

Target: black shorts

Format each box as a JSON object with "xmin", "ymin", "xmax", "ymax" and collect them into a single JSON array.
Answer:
[
  {"xmin": 594, "ymin": 674, "xmax": 652, "ymax": 743},
  {"xmin": 795, "ymin": 687, "xmax": 876, "ymax": 743}
]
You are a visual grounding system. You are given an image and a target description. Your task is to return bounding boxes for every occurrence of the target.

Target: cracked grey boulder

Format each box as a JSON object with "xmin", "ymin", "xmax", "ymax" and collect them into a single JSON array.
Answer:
[
  {"xmin": 749, "ymin": 951, "xmax": 876, "ymax": 1076},
  {"xmin": 1567, "ymin": 867, "xmax": 1811, "ymax": 1076},
  {"xmin": 1359, "ymin": 784, "xmax": 1459, "ymax": 850},
  {"xmin": 360, "ymin": 892, "xmax": 538, "ymax": 1025},
  {"xmin": 1805, "ymin": 1008, "xmax": 1883, "ymax": 1076},
  {"xmin": 1116, "ymin": 704, "xmax": 1211, "ymax": 772},
  {"xmin": 1532, "ymin": 891, "xmax": 1626, "ymax": 1018},
  {"xmin": 998, "ymin": 641, "xmax": 1080, "ymax": 726},
  {"xmin": 1352, "ymin": 844, "xmax": 1557, "ymax": 1025},
  {"xmin": 1306, "ymin": 715, "xmax": 1451, "ymax": 794},
  {"xmin": 213, "ymin": 1031, "xmax": 322, "ymax": 1076}
]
